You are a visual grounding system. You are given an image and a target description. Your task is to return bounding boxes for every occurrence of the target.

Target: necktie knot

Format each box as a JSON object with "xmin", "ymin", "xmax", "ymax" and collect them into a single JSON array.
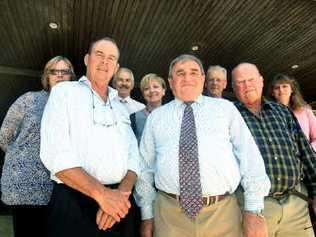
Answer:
[
  {"xmin": 120, "ymin": 98, "xmax": 127, "ymax": 103},
  {"xmin": 184, "ymin": 102, "xmax": 193, "ymax": 106}
]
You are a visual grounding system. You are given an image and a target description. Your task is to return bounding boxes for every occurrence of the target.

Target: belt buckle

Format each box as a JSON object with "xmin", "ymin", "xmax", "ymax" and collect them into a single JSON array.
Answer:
[
  {"xmin": 204, "ymin": 196, "xmax": 218, "ymax": 206},
  {"xmin": 272, "ymin": 191, "xmax": 284, "ymax": 199}
]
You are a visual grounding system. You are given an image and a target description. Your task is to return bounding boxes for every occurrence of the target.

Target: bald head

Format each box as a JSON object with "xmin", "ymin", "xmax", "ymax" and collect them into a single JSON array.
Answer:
[
  {"xmin": 232, "ymin": 63, "xmax": 264, "ymax": 109},
  {"xmin": 231, "ymin": 63, "xmax": 260, "ymax": 83}
]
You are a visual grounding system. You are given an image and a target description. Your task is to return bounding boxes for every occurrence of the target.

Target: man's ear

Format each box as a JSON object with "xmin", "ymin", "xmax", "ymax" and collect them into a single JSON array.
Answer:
[
  {"xmin": 168, "ymin": 78, "xmax": 173, "ymax": 91},
  {"xmin": 114, "ymin": 63, "xmax": 120, "ymax": 74},
  {"xmin": 84, "ymin": 54, "xmax": 89, "ymax": 66}
]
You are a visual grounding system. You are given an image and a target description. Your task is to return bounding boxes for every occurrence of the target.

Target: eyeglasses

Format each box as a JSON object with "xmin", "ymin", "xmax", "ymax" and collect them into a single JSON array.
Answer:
[
  {"xmin": 48, "ymin": 69, "xmax": 72, "ymax": 75},
  {"xmin": 91, "ymin": 90, "xmax": 117, "ymax": 127}
]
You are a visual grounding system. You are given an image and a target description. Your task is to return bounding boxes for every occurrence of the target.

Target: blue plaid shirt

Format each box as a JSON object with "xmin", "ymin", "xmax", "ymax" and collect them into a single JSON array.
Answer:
[{"xmin": 235, "ymin": 98, "xmax": 316, "ymax": 196}]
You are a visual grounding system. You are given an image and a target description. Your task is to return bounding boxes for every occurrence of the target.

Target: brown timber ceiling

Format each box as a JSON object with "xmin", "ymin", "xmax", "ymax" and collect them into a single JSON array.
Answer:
[{"xmin": 0, "ymin": 0, "xmax": 316, "ymax": 101}]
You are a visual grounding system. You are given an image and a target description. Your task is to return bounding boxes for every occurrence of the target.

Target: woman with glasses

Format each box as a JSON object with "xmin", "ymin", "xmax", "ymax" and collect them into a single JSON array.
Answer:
[
  {"xmin": 130, "ymin": 73, "xmax": 166, "ymax": 143},
  {"xmin": 267, "ymin": 73, "xmax": 316, "ymax": 151},
  {"xmin": 0, "ymin": 56, "xmax": 75, "ymax": 237}
]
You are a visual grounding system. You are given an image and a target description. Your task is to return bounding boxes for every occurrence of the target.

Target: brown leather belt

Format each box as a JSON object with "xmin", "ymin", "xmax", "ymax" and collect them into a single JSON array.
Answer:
[{"xmin": 159, "ymin": 190, "xmax": 228, "ymax": 206}]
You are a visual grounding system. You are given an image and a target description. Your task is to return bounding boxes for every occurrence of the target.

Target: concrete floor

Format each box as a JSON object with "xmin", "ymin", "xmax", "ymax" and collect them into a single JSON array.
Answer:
[{"xmin": 0, "ymin": 215, "xmax": 13, "ymax": 237}]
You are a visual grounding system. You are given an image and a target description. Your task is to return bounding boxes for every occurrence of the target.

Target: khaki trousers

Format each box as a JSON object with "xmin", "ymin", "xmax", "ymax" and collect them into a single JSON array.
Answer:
[
  {"xmin": 236, "ymin": 184, "xmax": 315, "ymax": 237},
  {"xmin": 153, "ymin": 192, "xmax": 242, "ymax": 237},
  {"xmin": 264, "ymin": 184, "xmax": 314, "ymax": 237}
]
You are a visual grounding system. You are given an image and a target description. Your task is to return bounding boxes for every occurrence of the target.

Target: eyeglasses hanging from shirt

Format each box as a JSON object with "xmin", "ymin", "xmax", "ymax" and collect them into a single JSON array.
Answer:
[{"xmin": 79, "ymin": 80, "xmax": 118, "ymax": 127}]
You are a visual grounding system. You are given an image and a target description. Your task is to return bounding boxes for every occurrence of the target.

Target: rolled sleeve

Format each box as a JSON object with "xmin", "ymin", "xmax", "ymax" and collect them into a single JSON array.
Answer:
[
  {"xmin": 40, "ymin": 85, "xmax": 83, "ymax": 177},
  {"xmin": 127, "ymin": 127, "xmax": 141, "ymax": 176}
]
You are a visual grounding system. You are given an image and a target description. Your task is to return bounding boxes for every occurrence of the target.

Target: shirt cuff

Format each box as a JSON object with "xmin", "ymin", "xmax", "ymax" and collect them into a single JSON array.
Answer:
[
  {"xmin": 244, "ymin": 194, "xmax": 264, "ymax": 212},
  {"xmin": 141, "ymin": 204, "xmax": 154, "ymax": 220},
  {"xmin": 127, "ymin": 159, "xmax": 140, "ymax": 177}
]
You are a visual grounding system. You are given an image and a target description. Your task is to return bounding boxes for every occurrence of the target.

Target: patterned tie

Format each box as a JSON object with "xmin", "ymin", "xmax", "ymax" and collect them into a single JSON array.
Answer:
[{"xmin": 179, "ymin": 102, "xmax": 203, "ymax": 219}]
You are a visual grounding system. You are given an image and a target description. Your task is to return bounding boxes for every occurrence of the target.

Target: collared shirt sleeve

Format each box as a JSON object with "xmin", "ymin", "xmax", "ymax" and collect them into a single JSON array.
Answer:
[
  {"xmin": 306, "ymin": 108, "xmax": 316, "ymax": 151},
  {"xmin": 229, "ymin": 104, "xmax": 271, "ymax": 211},
  {"xmin": 134, "ymin": 113, "xmax": 157, "ymax": 220},
  {"xmin": 40, "ymin": 85, "xmax": 82, "ymax": 175},
  {"xmin": 126, "ymin": 123, "xmax": 141, "ymax": 176},
  {"xmin": 290, "ymin": 110, "xmax": 316, "ymax": 196},
  {"xmin": 0, "ymin": 93, "xmax": 29, "ymax": 152}
]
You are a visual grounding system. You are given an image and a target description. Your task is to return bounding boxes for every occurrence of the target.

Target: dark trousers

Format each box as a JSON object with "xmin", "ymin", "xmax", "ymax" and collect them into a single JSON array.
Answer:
[
  {"xmin": 12, "ymin": 204, "xmax": 49, "ymax": 237},
  {"xmin": 46, "ymin": 182, "xmax": 141, "ymax": 237}
]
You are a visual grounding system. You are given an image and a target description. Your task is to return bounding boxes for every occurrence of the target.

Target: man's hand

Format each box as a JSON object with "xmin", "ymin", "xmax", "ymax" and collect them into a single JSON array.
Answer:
[
  {"xmin": 97, "ymin": 188, "xmax": 131, "ymax": 222},
  {"xmin": 140, "ymin": 219, "xmax": 154, "ymax": 237},
  {"xmin": 96, "ymin": 208, "xmax": 117, "ymax": 230},
  {"xmin": 243, "ymin": 211, "xmax": 268, "ymax": 237}
]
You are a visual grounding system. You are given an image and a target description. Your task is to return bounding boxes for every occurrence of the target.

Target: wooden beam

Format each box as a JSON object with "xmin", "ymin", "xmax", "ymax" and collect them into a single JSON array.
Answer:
[{"xmin": 0, "ymin": 66, "xmax": 41, "ymax": 77}]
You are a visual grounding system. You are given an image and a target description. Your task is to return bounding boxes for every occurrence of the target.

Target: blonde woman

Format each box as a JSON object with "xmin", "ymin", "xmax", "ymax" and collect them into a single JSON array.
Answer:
[
  {"xmin": 268, "ymin": 73, "xmax": 316, "ymax": 151},
  {"xmin": 130, "ymin": 73, "xmax": 166, "ymax": 143},
  {"xmin": 0, "ymin": 56, "xmax": 75, "ymax": 237}
]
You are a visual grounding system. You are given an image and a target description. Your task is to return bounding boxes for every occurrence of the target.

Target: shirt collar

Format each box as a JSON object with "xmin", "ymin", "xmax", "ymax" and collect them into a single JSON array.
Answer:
[
  {"xmin": 174, "ymin": 94, "xmax": 204, "ymax": 108},
  {"xmin": 235, "ymin": 97, "xmax": 274, "ymax": 113},
  {"xmin": 78, "ymin": 76, "xmax": 118, "ymax": 101},
  {"xmin": 117, "ymin": 96, "xmax": 131, "ymax": 103}
]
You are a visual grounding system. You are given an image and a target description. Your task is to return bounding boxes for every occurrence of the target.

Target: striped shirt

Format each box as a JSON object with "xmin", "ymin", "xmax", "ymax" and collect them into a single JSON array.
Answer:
[{"xmin": 235, "ymin": 99, "xmax": 316, "ymax": 196}]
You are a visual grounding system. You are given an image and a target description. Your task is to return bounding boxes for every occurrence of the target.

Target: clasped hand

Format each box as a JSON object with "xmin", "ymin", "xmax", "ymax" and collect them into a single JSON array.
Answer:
[{"xmin": 96, "ymin": 188, "xmax": 131, "ymax": 230}]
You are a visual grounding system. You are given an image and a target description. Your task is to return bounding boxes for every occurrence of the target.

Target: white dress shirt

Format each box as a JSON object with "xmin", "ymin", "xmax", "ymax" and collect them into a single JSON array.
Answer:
[
  {"xmin": 135, "ymin": 95, "xmax": 271, "ymax": 219},
  {"xmin": 115, "ymin": 96, "xmax": 145, "ymax": 115},
  {"xmin": 40, "ymin": 76, "xmax": 141, "ymax": 184}
]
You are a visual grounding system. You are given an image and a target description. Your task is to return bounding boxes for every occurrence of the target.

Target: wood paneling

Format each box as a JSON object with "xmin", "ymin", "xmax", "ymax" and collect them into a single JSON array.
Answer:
[{"xmin": 0, "ymin": 0, "xmax": 315, "ymax": 101}]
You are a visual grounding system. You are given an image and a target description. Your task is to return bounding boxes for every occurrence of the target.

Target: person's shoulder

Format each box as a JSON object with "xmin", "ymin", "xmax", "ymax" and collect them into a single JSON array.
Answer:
[
  {"xmin": 53, "ymin": 80, "xmax": 79, "ymax": 90},
  {"xmin": 205, "ymin": 96, "xmax": 233, "ymax": 105},
  {"xmin": 203, "ymin": 96, "xmax": 236, "ymax": 112},
  {"xmin": 50, "ymin": 81, "xmax": 83, "ymax": 96},
  {"xmin": 145, "ymin": 101, "xmax": 174, "ymax": 122},
  {"xmin": 13, "ymin": 90, "xmax": 39, "ymax": 105},
  {"xmin": 301, "ymin": 106, "xmax": 316, "ymax": 118},
  {"xmin": 267, "ymin": 100, "xmax": 290, "ymax": 113},
  {"xmin": 154, "ymin": 100, "xmax": 175, "ymax": 113}
]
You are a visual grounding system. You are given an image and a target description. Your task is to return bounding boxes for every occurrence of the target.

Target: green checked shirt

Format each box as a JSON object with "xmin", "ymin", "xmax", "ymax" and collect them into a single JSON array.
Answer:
[{"xmin": 235, "ymin": 98, "xmax": 316, "ymax": 196}]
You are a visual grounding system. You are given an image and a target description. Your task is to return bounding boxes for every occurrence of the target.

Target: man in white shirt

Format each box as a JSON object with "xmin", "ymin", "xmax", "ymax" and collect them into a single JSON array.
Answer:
[
  {"xmin": 135, "ymin": 54, "xmax": 271, "ymax": 237},
  {"xmin": 40, "ymin": 37, "xmax": 141, "ymax": 237},
  {"xmin": 112, "ymin": 67, "xmax": 145, "ymax": 114},
  {"xmin": 205, "ymin": 65, "xmax": 227, "ymax": 98}
]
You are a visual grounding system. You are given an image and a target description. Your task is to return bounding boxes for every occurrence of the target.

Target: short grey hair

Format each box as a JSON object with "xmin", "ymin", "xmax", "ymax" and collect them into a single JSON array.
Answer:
[
  {"xmin": 113, "ymin": 67, "xmax": 135, "ymax": 83},
  {"xmin": 168, "ymin": 54, "xmax": 205, "ymax": 79},
  {"xmin": 206, "ymin": 65, "xmax": 227, "ymax": 80}
]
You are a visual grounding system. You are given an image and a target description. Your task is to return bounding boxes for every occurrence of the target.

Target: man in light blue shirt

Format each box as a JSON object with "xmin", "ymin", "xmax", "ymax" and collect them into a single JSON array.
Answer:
[{"xmin": 135, "ymin": 54, "xmax": 271, "ymax": 237}]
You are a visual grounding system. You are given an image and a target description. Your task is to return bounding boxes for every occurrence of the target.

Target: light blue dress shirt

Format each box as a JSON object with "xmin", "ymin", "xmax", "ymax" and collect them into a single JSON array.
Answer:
[{"xmin": 135, "ymin": 95, "xmax": 271, "ymax": 219}]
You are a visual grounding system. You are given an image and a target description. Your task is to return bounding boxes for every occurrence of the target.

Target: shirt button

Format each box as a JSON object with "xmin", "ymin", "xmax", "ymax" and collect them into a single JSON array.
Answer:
[
  {"xmin": 269, "ymin": 138, "xmax": 273, "ymax": 142},
  {"xmin": 274, "ymin": 156, "xmax": 278, "ymax": 160},
  {"xmin": 277, "ymin": 178, "xmax": 281, "ymax": 181}
]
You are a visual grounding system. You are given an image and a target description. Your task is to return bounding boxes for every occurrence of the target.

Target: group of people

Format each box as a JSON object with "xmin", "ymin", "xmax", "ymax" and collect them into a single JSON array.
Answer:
[{"xmin": 0, "ymin": 36, "xmax": 316, "ymax": 237}]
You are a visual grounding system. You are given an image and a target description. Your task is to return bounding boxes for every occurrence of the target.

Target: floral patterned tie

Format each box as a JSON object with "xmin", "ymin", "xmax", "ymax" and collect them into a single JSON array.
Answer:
[{"xmin": 179, "ymin": 103, "xmax": 203, "ymax": 219}]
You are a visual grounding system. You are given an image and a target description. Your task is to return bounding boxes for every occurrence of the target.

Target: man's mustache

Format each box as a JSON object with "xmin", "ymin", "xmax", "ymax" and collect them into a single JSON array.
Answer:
[{"xmin": 118, "ymin": 85, "xmax": 130, "ymax": 89}]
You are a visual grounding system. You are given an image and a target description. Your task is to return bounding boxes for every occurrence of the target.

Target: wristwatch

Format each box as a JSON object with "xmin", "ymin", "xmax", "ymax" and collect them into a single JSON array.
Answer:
[{"xmin": 244, "ymin": 210, "xmax": 265, "ymax": 219}]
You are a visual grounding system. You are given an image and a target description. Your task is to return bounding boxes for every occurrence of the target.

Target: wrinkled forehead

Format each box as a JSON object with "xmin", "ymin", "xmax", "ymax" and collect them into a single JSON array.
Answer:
[
  {"xmin": 233, "ymin": 64, "xmax": 260, "ymax": 79},
  {"xmin": 173, "ymin": 59, "xmax": 202, "ymax": 72},
  {"xmin": 207, "ymin": 69, "xmax": 226, "ymax": 79},
  {"xmin": 92, "ymin": 40, "xmax": 119, "ymax": 57},
  {"xmin": 117, "ymin": 70, "xmax": 132, "ymax": 80}
]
